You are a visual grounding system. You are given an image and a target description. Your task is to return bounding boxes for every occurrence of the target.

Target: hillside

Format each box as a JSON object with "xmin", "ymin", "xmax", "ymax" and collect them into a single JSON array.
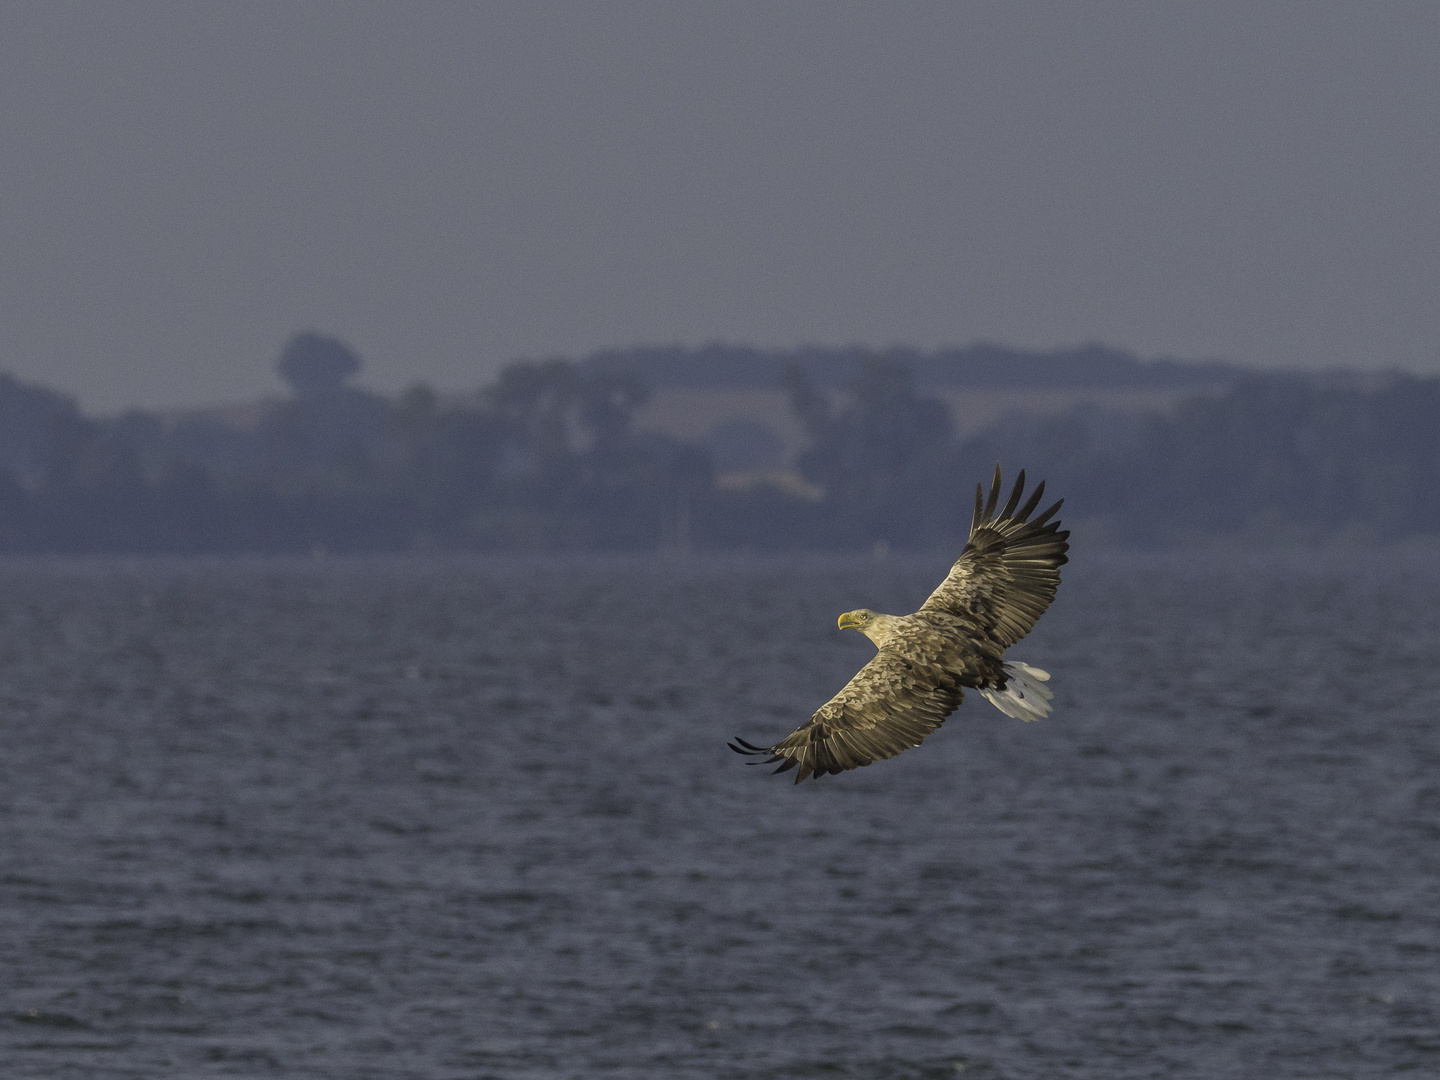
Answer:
[{"xmin": 0, "ymin": 338, "xmax": 1431, "ymax": 552}]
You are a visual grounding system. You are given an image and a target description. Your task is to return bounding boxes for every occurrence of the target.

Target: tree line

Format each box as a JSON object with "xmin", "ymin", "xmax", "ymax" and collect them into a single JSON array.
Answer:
[{"xmin": 0, "ymin": 334, "xmax": 1435, "ymax": 552}]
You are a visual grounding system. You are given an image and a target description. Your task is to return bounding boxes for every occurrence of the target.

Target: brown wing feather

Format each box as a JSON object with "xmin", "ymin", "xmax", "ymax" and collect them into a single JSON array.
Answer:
[
  {"xmin": 729, "ymin": 652, "xmax": 964, "ymax": 783},
  {"xmin": 919, "ymin": 465, "xmax": 1069, "ymax": 651}
]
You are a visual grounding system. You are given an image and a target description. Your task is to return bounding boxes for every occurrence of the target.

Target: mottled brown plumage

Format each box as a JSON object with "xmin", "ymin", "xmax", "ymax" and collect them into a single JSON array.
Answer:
[{"xmin": 730, "ymin": 465, "xmax": 1069, "ymax": 783}]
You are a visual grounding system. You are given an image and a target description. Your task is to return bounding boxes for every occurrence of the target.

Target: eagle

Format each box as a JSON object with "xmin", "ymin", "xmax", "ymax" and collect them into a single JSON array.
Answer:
[{"xmin": 730, "ymin": 465, "xmax": 1069, "ymax": 783}]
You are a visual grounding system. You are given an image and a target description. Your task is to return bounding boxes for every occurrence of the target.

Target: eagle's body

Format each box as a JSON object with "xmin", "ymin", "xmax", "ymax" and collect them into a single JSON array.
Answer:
[
  {"xmin": 848, "ymin": 609, "xmax": 1006, "ymax": 686},
  {"xmin": 730, "ymin": 466, "xmax": 1069, "ymax": 783}
]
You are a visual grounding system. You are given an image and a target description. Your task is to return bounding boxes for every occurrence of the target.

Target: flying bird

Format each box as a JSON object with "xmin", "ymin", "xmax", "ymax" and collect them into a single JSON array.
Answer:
[{"xmin": 730, "ymin": 465, "xmax": 1069, "ymax": 783}]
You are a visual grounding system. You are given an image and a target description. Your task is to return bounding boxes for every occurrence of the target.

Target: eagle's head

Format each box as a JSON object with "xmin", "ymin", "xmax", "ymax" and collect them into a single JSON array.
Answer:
[{"xmin": 838, "ymin": 608, "xmax": 902, "ymax": 647}]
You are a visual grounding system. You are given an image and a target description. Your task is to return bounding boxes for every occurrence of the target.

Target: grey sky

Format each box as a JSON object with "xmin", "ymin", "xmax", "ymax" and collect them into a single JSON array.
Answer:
[{"xmin": 2, "ymin": 2, "xmax": 1438, "ymax": 411}]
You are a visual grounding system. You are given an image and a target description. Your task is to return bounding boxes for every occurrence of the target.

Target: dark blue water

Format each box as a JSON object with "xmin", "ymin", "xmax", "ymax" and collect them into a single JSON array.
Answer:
[{"xmin": 0, "ymin": 551, "xmax": 1438, "ymax": 1078}]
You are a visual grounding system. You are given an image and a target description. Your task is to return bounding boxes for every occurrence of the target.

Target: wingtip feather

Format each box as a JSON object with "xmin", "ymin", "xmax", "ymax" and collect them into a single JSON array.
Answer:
[
  {"xmin": 1017, "ymin": 479, "xmax": 1046, "ymax": 522},
  {"xmin": 1034, "ymin": 498, "xmax": 1065, "ymax": 526},
  {"xmin": 983, "ymin": 463, "xmax": 1002, "ymax": 520},
  {"xmin": 999, "ymin": 469, "xmax": 1026, "ymax": 520}
]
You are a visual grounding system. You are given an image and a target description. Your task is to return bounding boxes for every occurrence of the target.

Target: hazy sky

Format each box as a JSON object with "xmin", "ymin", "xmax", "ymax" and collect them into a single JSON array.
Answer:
[{"xmin": 3, "ymin": 2, "xmax": 1438, "ymax": 410}]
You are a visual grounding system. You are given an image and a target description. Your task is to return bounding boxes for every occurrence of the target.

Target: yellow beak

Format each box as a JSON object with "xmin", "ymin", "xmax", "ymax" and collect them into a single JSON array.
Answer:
[{"xmin": 837, "ymin": 611, "xmax": 861, "ymax": 631}]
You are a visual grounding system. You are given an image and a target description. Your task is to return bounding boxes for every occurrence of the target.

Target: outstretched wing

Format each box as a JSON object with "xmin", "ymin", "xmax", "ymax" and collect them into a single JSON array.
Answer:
[
  {"xmin": 730, "ymin": 652, "xmax": 964, "ymax": 783},
  {"xmin": 920, "ymin": 465, "xmax": 1069, "ymax": 651}
]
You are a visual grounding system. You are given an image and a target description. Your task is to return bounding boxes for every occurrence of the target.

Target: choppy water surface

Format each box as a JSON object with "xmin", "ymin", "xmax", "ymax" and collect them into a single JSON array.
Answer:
[{"xmin": 0, "ymin": 551, "xmax": 1438, "ymax": 1078}]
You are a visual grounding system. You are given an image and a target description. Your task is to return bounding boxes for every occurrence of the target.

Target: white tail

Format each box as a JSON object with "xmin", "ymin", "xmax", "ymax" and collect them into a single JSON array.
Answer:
[{"xmin": 978, "ymin": 661, "xmax": 1054, "ymax": 722}]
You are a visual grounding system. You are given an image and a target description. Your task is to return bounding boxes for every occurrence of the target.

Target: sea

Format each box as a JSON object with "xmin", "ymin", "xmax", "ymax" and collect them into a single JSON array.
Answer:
[{"xmin": 0, "ymin": 549, "xmax": 1437, "ymax": 1079}]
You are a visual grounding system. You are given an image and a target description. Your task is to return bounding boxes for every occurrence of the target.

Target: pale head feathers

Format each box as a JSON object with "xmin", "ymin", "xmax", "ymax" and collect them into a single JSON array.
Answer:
[{"xmin": 837, "ymin": 608, "xmax": 904, "ymax": 648}]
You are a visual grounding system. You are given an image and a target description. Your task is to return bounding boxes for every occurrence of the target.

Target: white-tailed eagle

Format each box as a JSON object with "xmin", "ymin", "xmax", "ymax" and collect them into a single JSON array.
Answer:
[{"xmin": 730, "ymin": 466, "xmax": 1069, "ymax": 782}]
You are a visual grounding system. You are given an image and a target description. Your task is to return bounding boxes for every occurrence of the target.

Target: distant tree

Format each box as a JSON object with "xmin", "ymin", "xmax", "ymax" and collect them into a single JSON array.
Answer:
[
  {"xmin": 14, "ymin": 336, "xmax": 1440, "ymax": 555},
  {"xmin": 484, "ymin": 359, "xmax": 583, "ymax": 481},
  {"xmin": 473, "ymin": 357, "xmax": 711, "ymax": 548},
  {"xmin": 276, "ymin": 332, "xmax": 362, "ymax": 397},
  {"xmin": 785, "ymin": 356, "xmax": 957, "ymax": 544},
  {"xmin": 482, "ymin": 358, "xmax": 652, "ymax": 483},
  {"xmin": 0, "ymin": 372, "xmax": 84, "ymax": 484}
]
